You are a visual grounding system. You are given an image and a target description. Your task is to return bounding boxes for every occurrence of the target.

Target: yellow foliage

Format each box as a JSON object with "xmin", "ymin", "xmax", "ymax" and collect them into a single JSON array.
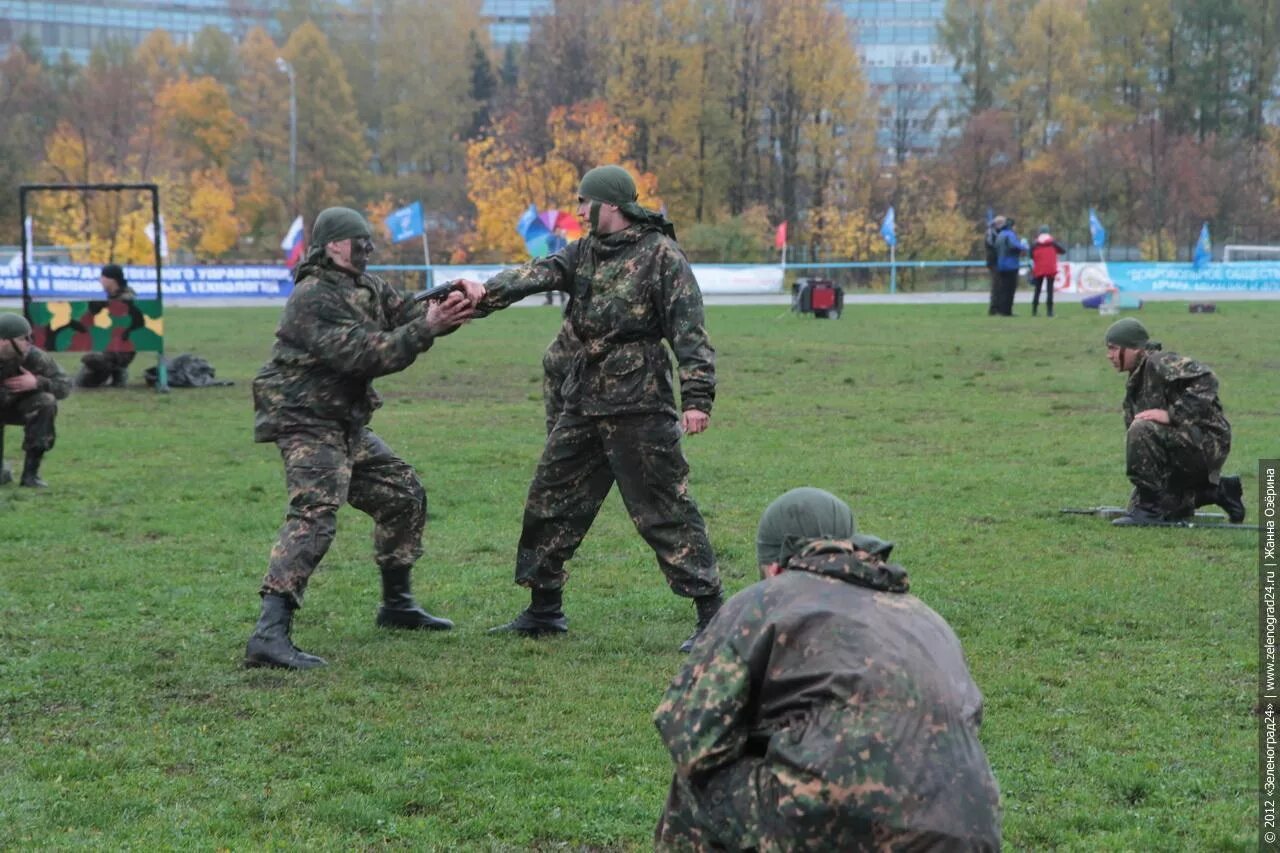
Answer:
[
  {"xmin": 465, "ymin": 102, "xmax": 659, "ymax": 261},
  {"xmin": 156, "ymin": 76, "xmax": 244, "ymax": 169}
]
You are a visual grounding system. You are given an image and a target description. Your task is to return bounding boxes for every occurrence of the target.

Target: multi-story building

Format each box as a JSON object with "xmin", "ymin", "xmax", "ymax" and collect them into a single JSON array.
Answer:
[
  {"xmin": 481, "ymin": 0, "xmax": 550, "ymax": 46},
  {"xmin": 0, "ymin": 0, "xmax": 285, "ymax": 65},
  {"xmin": 840, "ymin": 0, "xmax": 958, "ymax": 160},
  {"xmin": 479, "ymin": 0, "xmax": 958, "ymax": 158}
]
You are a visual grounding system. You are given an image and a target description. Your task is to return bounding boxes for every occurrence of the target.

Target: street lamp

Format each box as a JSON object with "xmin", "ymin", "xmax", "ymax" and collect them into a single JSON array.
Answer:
[{"xmin": 275, "ymin": 57, "xmax": 297, "ymax": 217}]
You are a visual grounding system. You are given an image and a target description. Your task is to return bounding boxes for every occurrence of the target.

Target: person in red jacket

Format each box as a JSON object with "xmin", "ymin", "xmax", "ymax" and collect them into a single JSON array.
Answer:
[{"xmin": 1029, "ymin": 225, "xmax": 1066, "ymax": 317}]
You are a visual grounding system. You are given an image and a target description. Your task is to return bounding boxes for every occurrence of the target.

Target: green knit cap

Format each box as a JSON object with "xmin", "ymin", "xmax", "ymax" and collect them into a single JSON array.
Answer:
[
  {"xmin": 1104, "ymin": 317, "xmax": 1149, "ymax": 348},
  {"xmin": 310, "ymin": 207, "xmax": 372, "ymax": 248},
  {"xmin": 577, "ymin": 165, "xmax": 638, "ymax": 206},
  {"xmin": 0, "ymin": 312, "xmax": 32, "ymax": 339},
  {"xmin": 756, "ymin": 487, "xmax": 857, "ymax": 567}
]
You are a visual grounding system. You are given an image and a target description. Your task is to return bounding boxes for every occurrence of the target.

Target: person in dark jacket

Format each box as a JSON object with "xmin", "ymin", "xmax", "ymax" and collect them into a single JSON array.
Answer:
[
  {"xmin": 462, "ymin": 165, "xmax": 723, "ymax": 652},
  {"xmin": 653, "ymin": 487, "xmax": 1002, "ymax": 851},
  {"xmin": 983, "ymin": 215, "xmax": 1006, "ymax": 316},
  {"xmin": 992, "ymin": 218, "xmax": 1027, "ymax": 316},
  {"xmin": 1103, "ymin": 318, "xmax": 1245, "ymax": 526},
  {"xmin": 76, "ymin": 264, "xmax": 138, "ymax": 387},
  {"xmin": 1029, "ymin": 225, "xmax": 1066, "ymax": 317},
  {"xmin": 243, "ymin": 206, "xmax": 481, "ymax": 670}
]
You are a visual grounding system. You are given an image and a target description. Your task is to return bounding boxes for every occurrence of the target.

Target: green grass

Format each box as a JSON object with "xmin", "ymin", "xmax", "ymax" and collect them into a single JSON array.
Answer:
[{"xmin": 1, "ymin": 300, "xmax": 1272, "ymax": 850}]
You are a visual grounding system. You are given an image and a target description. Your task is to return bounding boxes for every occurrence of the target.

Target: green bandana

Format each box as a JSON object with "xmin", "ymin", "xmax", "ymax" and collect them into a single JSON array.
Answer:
[
  {"xmin": 577, "ymin": 165, "xmax": 677, "ymax": 239},
  {"xmin": 756, "ymin": 487, "xmax": 857, "ymax": 567}
]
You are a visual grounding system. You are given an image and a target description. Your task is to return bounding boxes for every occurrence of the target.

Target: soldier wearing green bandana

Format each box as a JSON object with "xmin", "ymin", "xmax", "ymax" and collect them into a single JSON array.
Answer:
[
  {"xmin": 243, "ymin": 206, "xmax": 483, "ymax": 670},
  {"xmin": 653, "ymin": 488, "xmax": 1002, "ymax": 851},
  {"xmin": 461, "ymin": 165, "xmax": 723, "ymax": 652},
  {"xmin": 1103, "ymin": 317, "xmax": 1244, "ymax": 526}
]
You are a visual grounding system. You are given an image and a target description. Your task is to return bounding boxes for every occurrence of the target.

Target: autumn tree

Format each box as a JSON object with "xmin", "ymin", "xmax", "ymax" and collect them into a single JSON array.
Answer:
[
  {"xmin": 464, "ymin": 101, "xmax": 657, "ymax": 261},
  {"xmin": 280, "ymin": 21, "xmax": 370, "ymax": 216}
]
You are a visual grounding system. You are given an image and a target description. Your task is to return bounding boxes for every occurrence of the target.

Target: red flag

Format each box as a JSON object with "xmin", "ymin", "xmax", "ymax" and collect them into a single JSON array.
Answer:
[{"xmin": 774, "ymin": 221, "xmax": 787, "ymax": 249}]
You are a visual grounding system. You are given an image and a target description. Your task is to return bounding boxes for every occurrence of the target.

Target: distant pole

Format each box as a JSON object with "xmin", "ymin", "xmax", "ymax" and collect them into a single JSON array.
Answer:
[
  {"xmin": 889, "ymin": 244, "xmax": 897, "ymax": 294},
  {"xmin": 276, "ymin": 58, "xmax": 297, "ymax": 217},
  {"xmin": 421, "ymin": 230, "xmax": 432, "ymax": 290}
]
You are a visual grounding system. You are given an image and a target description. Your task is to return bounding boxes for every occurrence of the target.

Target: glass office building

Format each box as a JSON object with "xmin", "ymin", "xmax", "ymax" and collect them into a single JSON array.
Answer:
[
  {"xmin": 481, "ymin": 0, "xmax": 550, "ymax": 46},
  {"xmin": 479, "ymin": 0, "xmax": 958, "ymax": 156},
  {"xmin": 840, "ymin": 0, "xmax": 958, "ymax": 158},
  {"xmin": 0, "ymin": 1, "xmax": 287, "ymax": 65}
]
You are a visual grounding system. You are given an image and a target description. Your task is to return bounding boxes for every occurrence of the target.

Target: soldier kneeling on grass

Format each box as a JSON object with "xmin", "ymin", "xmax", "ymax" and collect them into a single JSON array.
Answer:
[
  {"xmin": 1103, "ymin": 318, "xmax": 1246, "ymax": 526},
  {"xmin": 653, "ymin": 487, "xmax": 1002, "ymax": 851},
  {"xmin": 0, "ymin": 312, "xmax": 70, "ymax": 488}
]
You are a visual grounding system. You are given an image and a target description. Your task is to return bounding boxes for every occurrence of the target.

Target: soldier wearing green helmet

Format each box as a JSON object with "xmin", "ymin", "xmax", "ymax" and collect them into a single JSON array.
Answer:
[
  {"xmin": 243, "ymin": 206, "xmax": 484, "ymax": 670},
  {"xmin": 653, "ymin": 487, "xmax": 1001, "ymax": 850},
  {"xmin": 458, "ymin": 164, "xmax": 723, "ymax": 651},
  {"xmin": 0, "ymin": 312, "xmax": 71, "ymax": 487},
  {"xmin": 1103, "ymin": 317, "xmax": 1244, "ymax": 525}
]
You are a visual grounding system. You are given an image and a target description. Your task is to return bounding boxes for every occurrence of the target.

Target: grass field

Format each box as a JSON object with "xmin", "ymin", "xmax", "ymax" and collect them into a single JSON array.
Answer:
[{"xmin": 1, "ymin": 298, "xmax": 1273, "ymax": 850}]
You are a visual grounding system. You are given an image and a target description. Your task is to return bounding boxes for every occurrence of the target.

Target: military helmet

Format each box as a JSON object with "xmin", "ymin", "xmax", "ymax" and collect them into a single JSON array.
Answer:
[
  {"xmin": 310, "ymin": 206, "xmax": 372, "ymax": 248},
  {"xmin": 0, "ymin": 312, "xmax": 32, "ymax": 339},
  {"xmin": 1104, "ymin": 317, "xmax": 1149, "ymax": 348}
]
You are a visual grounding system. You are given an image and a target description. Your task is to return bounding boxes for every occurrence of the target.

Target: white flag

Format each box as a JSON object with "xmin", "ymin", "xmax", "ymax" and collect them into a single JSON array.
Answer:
[{"xmin": 144, "ymin": 215, "xmax": 169, "ymax": 259}]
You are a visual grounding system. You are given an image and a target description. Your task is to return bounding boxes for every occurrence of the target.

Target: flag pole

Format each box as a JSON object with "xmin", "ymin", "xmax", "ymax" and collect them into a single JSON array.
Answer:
[
  {"xmin": 421, "ymin": 229, "xmax": 432, "ymax": 290},
  {"xmin": 889, "ymin": 243, "xmax": 897, "ymax": 294}
]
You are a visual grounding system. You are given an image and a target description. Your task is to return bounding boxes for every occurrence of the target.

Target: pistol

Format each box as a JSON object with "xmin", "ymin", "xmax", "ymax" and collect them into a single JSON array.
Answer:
[{"xmin": 412, "ymin": 280, "xmax": 463, "ymax": 303}]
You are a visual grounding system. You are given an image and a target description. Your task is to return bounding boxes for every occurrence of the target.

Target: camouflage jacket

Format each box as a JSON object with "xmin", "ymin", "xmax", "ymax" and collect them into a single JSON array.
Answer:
[
  {"xmin": 654, "ymin": 539, "xmax": 1001, "ymax": 847},
  {"xmin": 1123, "ymin": 349, "xmax": 1230, "ymax": 439},
  {"xmin": 0, "ymin": 345, "xmax": 71, "ymax": 409},
  {"xmin": 252, "ymin": 258, "xmax": 433, "ymax": 442},
  {"xmin": 479, "ymin": 224, "xmax": 715, "ymax": 418}
]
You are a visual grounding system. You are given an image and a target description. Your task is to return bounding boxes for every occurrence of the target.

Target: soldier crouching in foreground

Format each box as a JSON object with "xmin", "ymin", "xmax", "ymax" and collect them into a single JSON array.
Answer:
[
  {"xmin": 654, "ymin": 487, "xmax": 1002, "ymax": 851},
  {"xmin": 1103, "ymin": 318, "xmax": 1245, "ymax": 526},
  {"xmin": 244, "ymin": 207, "xmax": 482, "ymax": 670},
  {"xmin": 0, "ymin": 312, "xmax": 70, "ymax": 488}
]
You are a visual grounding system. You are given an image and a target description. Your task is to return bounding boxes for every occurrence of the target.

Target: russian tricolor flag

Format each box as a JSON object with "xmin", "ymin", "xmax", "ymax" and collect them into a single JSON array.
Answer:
[{"xmin": 280, "ymin": 215, "xmax": 305, "ymax": 268}]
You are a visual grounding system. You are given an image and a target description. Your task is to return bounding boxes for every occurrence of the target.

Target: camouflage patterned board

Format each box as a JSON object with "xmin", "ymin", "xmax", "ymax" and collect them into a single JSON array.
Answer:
[
  {"xmin": 27, "ymin": 299, "xmax": 163, "ymax": 353},
  {"xmin": 1061, "ymin": 506, "xmax": 1226, "ymax": 520}
]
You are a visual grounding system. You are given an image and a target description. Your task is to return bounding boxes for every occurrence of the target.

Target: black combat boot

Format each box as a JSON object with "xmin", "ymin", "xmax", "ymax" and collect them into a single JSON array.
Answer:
[
  {"xmin": 19, "ymin": 450, "xmax": 46, "ymax": 488},
  {"xmin": 1217, "ymin": 475, "xmax": 1246, "ymax": 524},
  {"xmin": 375, "ymin": 567, "xmax": 454, "ymax": 630},
  {"xmin": 244, "ymin": 593, "xmax": 328, "ymax": 669},
  {"xmin": 110, "ymin": 368, "xmax": 128, "ymax": 387},
  {"xmin": 488, "ymin": 587, "xmax": 568, "ymax": 636},
  {"xmin": 1113, "ymin": 488, "xmax": 1183, "ymax": 526},
  {"xmin": 679, "ymin": 592, "xmax": 724, "ymax": 653}
]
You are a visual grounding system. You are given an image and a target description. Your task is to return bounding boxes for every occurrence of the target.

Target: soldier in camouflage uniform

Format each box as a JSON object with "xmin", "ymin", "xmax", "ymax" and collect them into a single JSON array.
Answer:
[
  {"xmin": 1104, "ymin": 318, "xmax": 1244, "ymax": 526},
  {"xmin": 243, "ymin": 207, "xmax": 482, "ymax": 670},
  {"xmin": 0, "ymin": 312, "xmax": 71, "ymax": 488},
  {"xmin": 462, "ymin": 165, "xmax": 723, "ymax": 652},
  {"xmin": 654, "ymin": 487, "xmax": 1002, "ymax": 851},
  {"xmin": 76, "ymin": 264, "xmax": 138, "ymax": 388},
  {"xmin": 542, "ymin": 316, "xmax": 579, "ymax": 435}
]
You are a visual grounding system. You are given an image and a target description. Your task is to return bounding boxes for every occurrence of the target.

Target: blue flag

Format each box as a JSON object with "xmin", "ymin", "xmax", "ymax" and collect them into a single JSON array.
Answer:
[
  {"xmin": 1193, "ymin": 222, "xmax": 1211, "ymax": 270},
  {"xmin": 880, "ymin": 206, "xmax": 897, "ymax": 248},
  {"xmin": 516, "ymin": 204, "xmax": 555, "ymax": 257},
  {"xmin": 386, "ymin": 201, "xmax": 424, "ymax": 243},
  {"xmin": 1088, "ymin": 208, "xmax": 1107, "ymax": 250}
]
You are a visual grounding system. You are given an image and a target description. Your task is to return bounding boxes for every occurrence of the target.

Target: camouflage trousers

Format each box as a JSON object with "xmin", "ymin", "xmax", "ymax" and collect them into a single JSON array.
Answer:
[
  {"xmin": 1126, "ymin": 419, "xmax": 1229, "ymax": 514},
  {"xmin": 515, "ymin": 412, "xmax": 720, "ymax": 599},
  {"xmin": 656, "ymin": 764, "xmax": 1000, "ymax": 852},
  {"xmin": 0, "ymin": 391, "xmax": 58, "ymax": 453},
  {"xmin": 77, "ymin": 351, "xmax": 136, "ymax": 387},
  {"xmin": 259, "ymin": 425, "xmax": 426, "ymax": 608}
]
